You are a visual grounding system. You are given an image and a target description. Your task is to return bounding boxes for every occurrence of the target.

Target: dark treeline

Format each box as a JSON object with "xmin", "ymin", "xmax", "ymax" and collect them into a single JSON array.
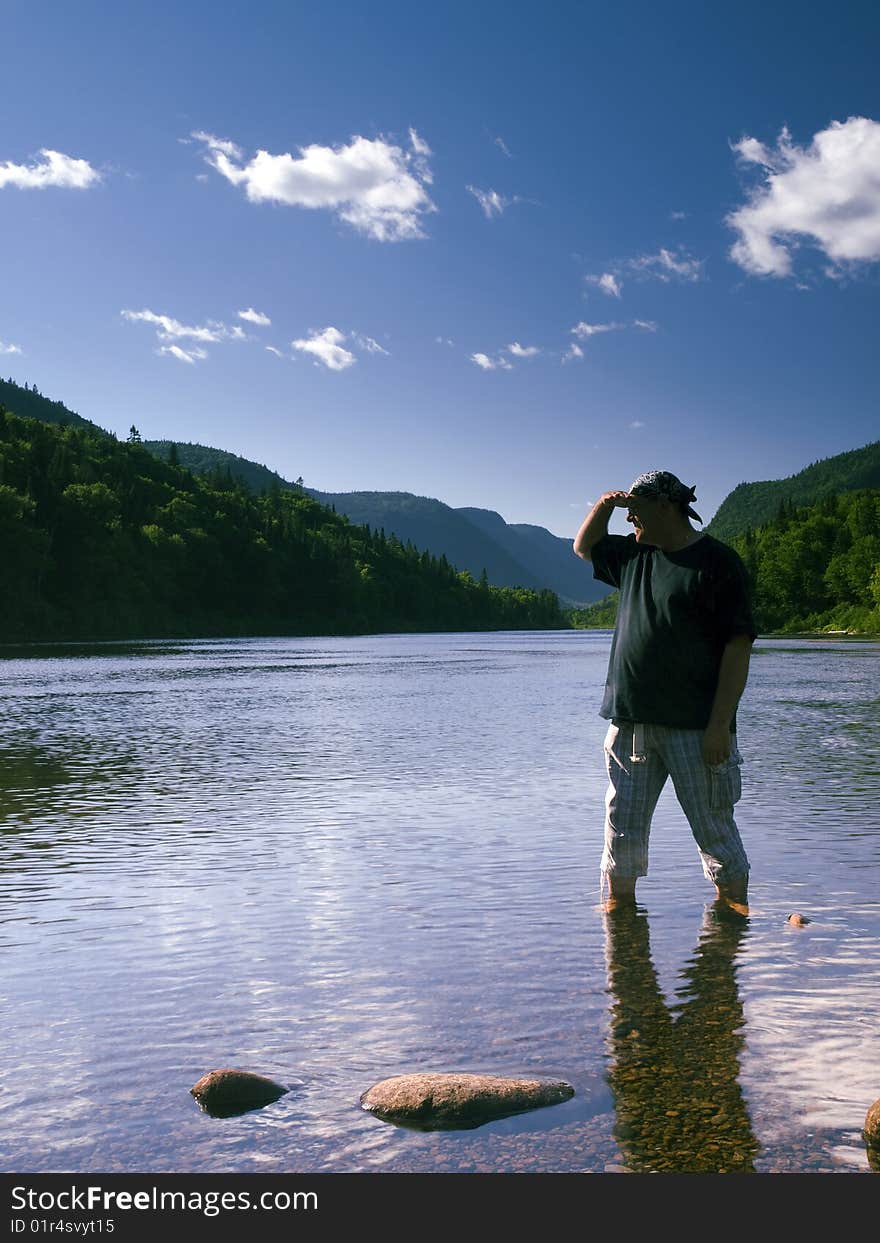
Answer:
[
  {"xmin": 730, "ymin": 490, "xmax": 880, "ymax": 633},
  {"xmin": 0, "ymin": 410, "xmax": 566, "ymax": 642},
  {"xmin": 567, "ymin": 489, "xmax": 880, "ymax": 635}
]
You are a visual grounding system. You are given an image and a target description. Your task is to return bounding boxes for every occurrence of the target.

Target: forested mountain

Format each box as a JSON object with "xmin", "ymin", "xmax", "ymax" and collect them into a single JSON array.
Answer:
[
  {"xmin": 148, "ymin": 443, "xmax": 609, "ymax": 605},
  {"xmin": 0, "ymin": 377, "xmax": 603, "ymax": 606},
  {"xmin": 707, "ymin": 441, "xmax": 880, "ymax": 541},
  {"xmin": 0, "ymin": 409, "xmax": 565, "ymax": 642},
  {"xmin": 145, "ymin": 438, "xmax": 291, "ymax": 495},
  {"xmin": 729, "ymin": 490, "xmax": 880, "ymax": 633},
  {"xmin": 457, "ymin": 507, "xmax": 606, "ymax": 605},
  {"xmin": 0, "ymin": 377, "xmax": 95, "ymax": 430}
]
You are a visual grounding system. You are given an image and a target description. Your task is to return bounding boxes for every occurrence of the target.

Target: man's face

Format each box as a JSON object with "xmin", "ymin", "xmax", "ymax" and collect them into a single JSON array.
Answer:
[{"xmin": 626, "ymin": 494, "xmax": 665, "ymax": 541}]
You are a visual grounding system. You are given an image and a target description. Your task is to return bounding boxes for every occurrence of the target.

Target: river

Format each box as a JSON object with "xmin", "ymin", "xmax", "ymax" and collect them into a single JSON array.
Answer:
[{"xmin": 1, "ymin": 631, "xmax": 878, "ymax": 1173}]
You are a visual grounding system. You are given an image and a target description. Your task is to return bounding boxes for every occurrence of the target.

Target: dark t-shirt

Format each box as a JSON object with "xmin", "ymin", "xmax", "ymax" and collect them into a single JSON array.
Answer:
[{"xmin": 590, "ymin": 532, "xmax": 757, "ymax": 730}]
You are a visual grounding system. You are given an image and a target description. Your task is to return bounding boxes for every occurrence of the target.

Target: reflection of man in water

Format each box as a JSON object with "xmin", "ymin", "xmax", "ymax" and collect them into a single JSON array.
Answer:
[
  {"xmin": 573, "ymin": 470, "xmax": 756, "ymax": 912},
  {"xmin": 604, "ymin": 903, "xmax": 759, "ymax": 1173}
]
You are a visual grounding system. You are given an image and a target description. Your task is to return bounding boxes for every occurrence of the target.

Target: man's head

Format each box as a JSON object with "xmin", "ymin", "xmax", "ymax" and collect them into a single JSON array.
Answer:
[{"xmin": 625, "ymin": 470, "xmax": 702, "ymax": 547}]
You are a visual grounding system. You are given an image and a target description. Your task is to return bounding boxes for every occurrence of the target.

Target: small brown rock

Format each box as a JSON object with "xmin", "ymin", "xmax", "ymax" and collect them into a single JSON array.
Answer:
[
  {"xmin": 360, "ymin": 1072, "xmax": 575, "ymax": 1130},
  {"xmin": 786, "ymin": 913, "xmax": 811, "ymax": 926},
  {"xmin": 864, "ymin": 1097, "xmax": 880, "ymax": 1150},
  {"xmin": 191, "ymin": 1068, "xmax": 288, "ymax": 1117}
]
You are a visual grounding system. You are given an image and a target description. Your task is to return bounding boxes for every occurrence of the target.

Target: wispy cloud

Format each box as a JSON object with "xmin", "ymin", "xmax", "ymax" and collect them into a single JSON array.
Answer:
[
  {"xmin": 192, "ymin": 129, "xmax": 436, "ymax": 242},
  {"xmin": 629, "ymin": 248, "xmax": 703, "ymax": 282},
  {"xmin": 726, "ymin": 116, "xmax": 880, "ymax": 277},
  {"xmin": 470, "ymin": 351, "xmax": 513, "ymax": 371},
  {"xmin": 585, "ymin": 272, "xmax": 622, "ymax": 298},
  {"xmin": 354, "ymin": 333, "xmax": 389, "ymax": 355},
  {"xmin": 633, "ymin": 319, "xmax": 658, "ymax": 332},
  {"xmin": 467, "ymin": 186, "xmax": 519, "ymax": 218},
  {"xmin": 238, "ymin": 307, "xmax": 271, "ymax": 326},
  {"xmin": 571, "ymin": 321, "xmax": 624, "ymax": 339},
  {"xmin": 158, "ymin": 345, "xmax": 209, "ymax": 365},
  {"xmin": 628, "ymin": 420, "xmax": 646, "ymax": 430},
  {"xmin": 0, "ymin": 148, "xmax": 101, "ymax": 190},
  {"xmin": 562, "ymin": 343, "xmax": 584, "ymax": 363},
  {"xmin": 495, "ymin": 136, "xmax": 512, "ymax": 158},
  {"xmin": 506, "ymin": 341, "xmax": 540, "ymax": 358},
  {"xmin": 0, "ymin": 341, "xmax": 22, "ymax": 355},
  {"xmin": 122, "ymin": 308, "xmax": 247, "ymax": 361},
  {"xmin": 121, "ymin": 309, "xmax": 241, "ymax": 344},
  {"xmin": 265, "ymin": 345, "xmax": 285, "ymax": 358},
  {"xmin": 670, "ymin": 210, "xmax": 687, "ymax": 221}
]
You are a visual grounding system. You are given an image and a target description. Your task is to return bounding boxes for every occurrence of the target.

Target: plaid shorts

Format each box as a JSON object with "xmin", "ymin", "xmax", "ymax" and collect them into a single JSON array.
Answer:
[{"xmin": 601, "ymin": 720, "xmax": 749, "ymax": 886}]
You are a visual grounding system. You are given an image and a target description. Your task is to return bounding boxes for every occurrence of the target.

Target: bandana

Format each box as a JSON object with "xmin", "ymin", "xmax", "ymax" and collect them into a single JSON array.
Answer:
[{"xmin": 629, "ymin": 470, "xmax": 703, "ymax": 523}]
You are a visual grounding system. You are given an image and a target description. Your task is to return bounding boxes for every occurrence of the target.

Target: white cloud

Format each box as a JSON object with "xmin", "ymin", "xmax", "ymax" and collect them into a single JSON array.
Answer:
[
  {"xmin": 467, "ymin": 185, "xmax": 518, "ymax": 218},
  {"xmin": 633, "ymin": 319, "xmax": 658, "ymax": 332},
  {"xmin": 470, "ymin": 352, "xmax": 513, "ymax": 371},
  {"xmin": 291, "ymin": 326, "xmax": 356, "ymax": 371},
  {"xmin": 628, "ymin": 420, "xmax": 646, "ymax": 430},
  {"xmin": 629, "ymin": 248, "xmax": 703, "ymax": 281},
  {"xmin": 238, "ymin": 307, "xmax": 271, "ymax": 326},
  {"xmin": 0, "ymin": 148, "xmax": 101, "ymax": 190},
  {"xmin": 562, "ymin": 343, "xmax": 584, "ymax": 363},
  {"xmin": 670, "ymin": 210, "xmax": 688, "ymax": 221},
  {"xmin": 585, "ymin": 272, "xmax": 622, "ymax": 298},
  {"xmin": 158, "ymin": 345, "xmax": 209, "ymax": 364},
  {"xmin": 495, "ymin": 136, "xmax": 512, "ymax": 158},
  {"xmin": 435, "ymin": 336, "xmax": 455, "ymax": 347},
  {"xmin": 0, "ymin": 341, "xmax": 22, "ymax": 355},
  {"xmin": 726, "ymin": 116, "xmax": 880, "ymax": 277},
  {"xmin": 571, "ymin": 321, "xmax": 624, "ymax": 338},
  {"xmin": 506, "ymin": 341, "xmax": 540, "ymax": 357},
  {"xmin": 265, "ymin": 345, "xmax": 285, "ymax": 358},
  {"xmin": 192, "ymin": 129, "xmax": 435, "ymax": 242}
]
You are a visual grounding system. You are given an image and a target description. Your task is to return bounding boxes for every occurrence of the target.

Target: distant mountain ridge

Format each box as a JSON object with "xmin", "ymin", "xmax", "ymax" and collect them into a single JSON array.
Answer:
[
  {"xmin": 10, "ymin": 375, "xmax": 877, "ymax": 609},
  {"xmin": 0, "ymin": 379, "xmax": 602, "ymax": 605},
  {"xmin": 707, "ymin": 441, "xmax": 880, "ymax": 541}
]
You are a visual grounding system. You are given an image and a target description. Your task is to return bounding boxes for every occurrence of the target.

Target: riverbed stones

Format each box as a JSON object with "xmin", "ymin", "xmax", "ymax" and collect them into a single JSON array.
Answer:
[
  {"xmin": 360, "ymin": 1072, "xmax": 575, "ymax": 1130},
  {"xmin": 190, "ymin": 1068, "xmax": 288, "ymax": 1116}
]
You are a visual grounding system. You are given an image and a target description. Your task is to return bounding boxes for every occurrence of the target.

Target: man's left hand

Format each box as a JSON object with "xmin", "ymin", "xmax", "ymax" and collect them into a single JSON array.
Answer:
[{"xmin": 701, "ymin": 723, "xmax": 731, "ymax": 766}]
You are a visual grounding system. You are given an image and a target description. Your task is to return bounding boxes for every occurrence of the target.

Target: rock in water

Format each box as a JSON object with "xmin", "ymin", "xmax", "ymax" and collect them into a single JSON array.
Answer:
[
  {"xmin": 786, "ymin": 913, "xmax": 811, "ymax": 926},
  {"xmin": 865, "ymin": 1098, "xmax": 880, "ymax": 1156},
  {"xmin": 191, "ymin": 1069, "xmax": 288, "ymax": 1117},
  {"xmin": 360, "ymin": 1072, "xmax": 575, "ymax": 1130}
]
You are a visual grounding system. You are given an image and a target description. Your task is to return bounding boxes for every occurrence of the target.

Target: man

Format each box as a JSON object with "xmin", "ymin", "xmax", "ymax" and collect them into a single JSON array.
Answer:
[{"xmin": 573, "ymin": 470, "xmax": 756, "ymax": 912}]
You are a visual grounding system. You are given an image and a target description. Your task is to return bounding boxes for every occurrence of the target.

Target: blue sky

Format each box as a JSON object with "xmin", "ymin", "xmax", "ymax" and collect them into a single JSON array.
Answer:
[{"xmin": 3, "ymin": 0, "xmax": 879, "ymax": 537}]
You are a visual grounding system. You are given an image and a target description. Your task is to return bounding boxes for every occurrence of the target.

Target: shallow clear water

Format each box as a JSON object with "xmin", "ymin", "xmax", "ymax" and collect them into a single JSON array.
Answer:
[{"xmin": 0, "ymin": 631, "xmax": 878, "ymax": 1173}]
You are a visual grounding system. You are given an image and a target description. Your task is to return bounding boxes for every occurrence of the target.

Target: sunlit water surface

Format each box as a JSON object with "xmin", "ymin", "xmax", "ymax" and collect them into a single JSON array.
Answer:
[{"xmin": 1, "ymin": 632, "xmax": 878, "ymax": 1173}]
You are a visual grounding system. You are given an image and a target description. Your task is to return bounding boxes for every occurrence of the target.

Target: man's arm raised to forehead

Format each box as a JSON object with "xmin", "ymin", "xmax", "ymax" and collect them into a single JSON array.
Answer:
[{"xmin": 573, "ymin": 491, "xmax": 633, "ymax": 561}]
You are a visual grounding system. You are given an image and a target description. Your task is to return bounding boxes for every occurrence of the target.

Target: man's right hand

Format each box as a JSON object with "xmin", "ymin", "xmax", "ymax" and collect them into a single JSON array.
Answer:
[
  {"xmin": 599, "ymin": 490, "xmax": 634, "ymax": 510},
  {"xmin": 574, "ymin": 491, "xmax": 634, "ymax": 560}
]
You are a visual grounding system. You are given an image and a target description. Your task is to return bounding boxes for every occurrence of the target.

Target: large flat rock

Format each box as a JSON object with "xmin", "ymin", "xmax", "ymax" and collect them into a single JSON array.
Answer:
[{"xmin": 360, "ymin": 1072, "xmax": 575, "ymax": 1130}]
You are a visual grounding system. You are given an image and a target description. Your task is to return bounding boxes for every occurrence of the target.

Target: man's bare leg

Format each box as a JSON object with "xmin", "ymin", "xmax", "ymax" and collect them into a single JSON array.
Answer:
[
  {"xmin": 715, "ymin": 876, "xmax": 749, "ymax": 916},
  {"xmin": 603, "ymin": 874, "xmax": 637, "ymax": 912}
]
